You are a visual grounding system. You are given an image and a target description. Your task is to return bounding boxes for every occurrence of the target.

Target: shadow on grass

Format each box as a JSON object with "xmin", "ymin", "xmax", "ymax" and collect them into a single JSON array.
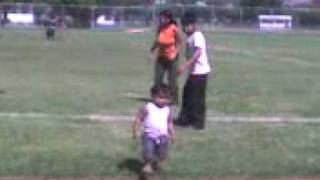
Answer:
[
  {"xmin": 0, "ymin": 90, "xmax": 6, "ymax": 94},
  {"xmin": 118, "ymin": 158, "xmax": 143, "ymax": 174},
  {"xmin": 118, "ymin": 158, "xmax": 148, "ymax": 180}
]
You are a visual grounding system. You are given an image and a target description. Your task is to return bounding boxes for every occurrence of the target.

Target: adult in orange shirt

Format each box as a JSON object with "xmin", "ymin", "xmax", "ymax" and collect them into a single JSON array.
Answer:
[{"xmin": 150, "ymin": 10, "xmax": 183, "ymax": 103}]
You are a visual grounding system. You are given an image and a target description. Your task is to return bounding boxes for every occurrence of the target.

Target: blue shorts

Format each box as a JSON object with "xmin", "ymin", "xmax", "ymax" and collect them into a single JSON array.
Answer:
[{"xmin": 142, "ymin": 134, "xmax": 169, "ymax": 162}]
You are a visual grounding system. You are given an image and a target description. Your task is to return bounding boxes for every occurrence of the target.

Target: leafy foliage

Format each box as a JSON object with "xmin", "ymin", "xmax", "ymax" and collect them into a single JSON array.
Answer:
[{"xmin": 240, "ymin": 0, "xmax": 283, "ymax": 7}]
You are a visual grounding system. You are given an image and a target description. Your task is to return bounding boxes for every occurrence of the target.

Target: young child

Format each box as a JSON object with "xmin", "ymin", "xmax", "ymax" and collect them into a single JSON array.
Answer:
[
  {"xmin": 177, "ymin": 11, "xmax": 212, "ymax": 130},
  {"xmin": 150, "ymin": 10, "xmax": 183, "ymax": 103},
  {"xmin": 132, "ymin": 85, "xmax": 175, "ymax": 174}
]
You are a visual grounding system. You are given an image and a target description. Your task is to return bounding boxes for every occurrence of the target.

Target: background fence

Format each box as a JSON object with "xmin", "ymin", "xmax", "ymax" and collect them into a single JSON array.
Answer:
[{"xmin": 1, "ymin": 3, "xmax": 320, "ymax": 29}]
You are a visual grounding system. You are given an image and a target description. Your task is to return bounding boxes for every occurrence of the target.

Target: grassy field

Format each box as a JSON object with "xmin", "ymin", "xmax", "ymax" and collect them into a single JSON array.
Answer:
[
  {"xmin": 1, "ymin": 117, "xmax": 320, "ymax": 178},
  {"xmin": 1, "ymin": 29, "xmax": 320, "ymax": 178},
  {"xmin": 0, "ymin": 29, "xmax": 320, "ymax": 117}
]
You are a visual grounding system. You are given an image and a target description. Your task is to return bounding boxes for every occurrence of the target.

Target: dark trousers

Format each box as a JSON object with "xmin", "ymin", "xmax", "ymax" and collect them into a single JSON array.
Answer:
[
  {"xmin": 154, "ymin": 56, "xmax": 179, "ymax": 102},
  {"xmin": 46, "ymin": 27, "xmax": 55, "ymax": 40},
  {"xmin": 179, "ymin": 74, "xmax": 208, "ymax": 129}
]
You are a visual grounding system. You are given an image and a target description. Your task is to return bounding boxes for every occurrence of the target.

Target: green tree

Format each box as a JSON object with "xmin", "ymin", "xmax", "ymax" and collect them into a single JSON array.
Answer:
[
  {"xmin": 240, "ymin": 0, "xmax": 283, "ymax": 7},
  {"xmin": 0, "ymin": 0, "xmax": 102, "ymax": 4}
]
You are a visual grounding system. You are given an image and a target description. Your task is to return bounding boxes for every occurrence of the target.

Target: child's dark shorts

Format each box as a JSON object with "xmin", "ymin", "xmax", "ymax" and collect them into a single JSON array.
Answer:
[
  {"xmin": 142, "ymin": 134, "xmax": 169, "ymax": 162},
  {"xmin": 46, "ymin": 26, "xmax": 55, "ymax": 38}
]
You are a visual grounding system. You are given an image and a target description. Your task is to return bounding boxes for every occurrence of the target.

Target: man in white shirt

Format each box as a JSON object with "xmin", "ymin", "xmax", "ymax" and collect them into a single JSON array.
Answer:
[{"xmin": 177, "ymin": 11, "xmax": 212, "ymax": 130}]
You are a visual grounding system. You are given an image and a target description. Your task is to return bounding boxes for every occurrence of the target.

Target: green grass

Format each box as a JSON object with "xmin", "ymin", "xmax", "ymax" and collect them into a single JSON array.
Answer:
[
  {"xmin": 0, "ymin": 30, "xmax": 153, "ymax": 115},
  {"xmin": 1, "ymin": 29, "xmax": 320, "ymax": 177},
  {"xmin": 210, "ymin": 32, "xmax": 320, "ymax": 117},
  {"xmin": 0, "ymin": 29, "xmax": 320, "ymax": 116},
  {"xmin": 1, "ymin": 118, "xmax": 320, "ymax": 177}
]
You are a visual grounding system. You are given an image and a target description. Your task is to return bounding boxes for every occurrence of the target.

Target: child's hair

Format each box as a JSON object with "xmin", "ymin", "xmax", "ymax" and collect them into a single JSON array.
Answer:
[
  {"xmin": 151, "ymin": 84, "xmax": 171, "ymax": 100},
  {"xmin": 181, "ymin": 11, "xmax": 197, "ymax": 26}
]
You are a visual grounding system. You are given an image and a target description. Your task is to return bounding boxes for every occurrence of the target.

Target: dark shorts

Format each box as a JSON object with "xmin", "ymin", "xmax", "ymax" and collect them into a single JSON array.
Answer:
[
  {"xmin": 142, "ymin": 134, "xmax": 169, "ymax": 162},
  {"xmin": 46, "ymin": 26, "xmax": 56, "ymax": 38}
]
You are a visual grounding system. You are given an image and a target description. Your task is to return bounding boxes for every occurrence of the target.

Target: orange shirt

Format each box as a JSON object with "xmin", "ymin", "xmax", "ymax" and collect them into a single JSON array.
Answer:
[{"xmin": 157, "ymin": 24, "xmax": 179, "ymax": 61}]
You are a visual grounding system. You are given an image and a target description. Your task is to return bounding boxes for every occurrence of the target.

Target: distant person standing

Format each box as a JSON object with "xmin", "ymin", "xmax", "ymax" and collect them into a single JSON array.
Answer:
[
  {"xmin": 42, "ymin": 8, "xmax": 58, "ymax": 40},
  {"xmin": 150, "ymin": 10, "xmax": 183, "ymax": 103},
  {"xmin": 1, "ymin": 9, "xmax": 8, "ymax": 27},
  {"xmin": 176, "ymin": 11, "xmax": 212, "ymax": 130}
]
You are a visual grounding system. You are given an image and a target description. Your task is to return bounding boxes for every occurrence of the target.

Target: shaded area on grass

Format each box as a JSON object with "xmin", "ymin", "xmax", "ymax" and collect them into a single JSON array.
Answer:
[{"xmin": 118, "ymin": 158, "xmax": 143, "ymax": 175}]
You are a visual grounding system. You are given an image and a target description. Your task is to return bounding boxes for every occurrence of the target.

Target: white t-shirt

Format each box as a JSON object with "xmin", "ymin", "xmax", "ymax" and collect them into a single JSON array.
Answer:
[
  {"xmin": 143, "ymin": 102, "xmax": 170, "ymax": 138},
  {"xmin": 187, "ymin": 31, "xmax": 211, "ymax": 75}
]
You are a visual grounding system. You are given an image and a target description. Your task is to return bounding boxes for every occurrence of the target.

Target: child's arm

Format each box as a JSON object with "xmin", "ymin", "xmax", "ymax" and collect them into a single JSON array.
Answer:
[
  {"xmin": 132, "ymin": 106, "xmax": 146, "ymax": 139},
  {"xmin": 177, "ymin": 47, "xmax": 202, "ymax": 75},
  {"xmin": 168, "ymin": 110, "xmax": 175, "ymax": 142}
]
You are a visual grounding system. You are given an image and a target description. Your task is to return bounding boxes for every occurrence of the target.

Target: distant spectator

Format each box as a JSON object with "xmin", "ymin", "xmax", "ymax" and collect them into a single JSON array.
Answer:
[
  {"xmin": 1, "ymin": 9, "xmax": 8, "ymax": 27},
  {"xmin": 42, "ymin": 8, "xmax": 58, "ymax": 40}
]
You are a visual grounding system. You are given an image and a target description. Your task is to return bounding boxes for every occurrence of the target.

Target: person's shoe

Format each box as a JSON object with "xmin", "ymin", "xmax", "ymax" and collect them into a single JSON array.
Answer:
[{"xmin": 142, "ymin": 163, "xmax": 154, "ymax": 174}]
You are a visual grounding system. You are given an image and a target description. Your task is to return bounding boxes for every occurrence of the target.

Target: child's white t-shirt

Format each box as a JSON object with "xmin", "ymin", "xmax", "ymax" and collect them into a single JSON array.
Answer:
[
  {"xmin": 143, "ymin": 102, "xmax": 170, "ymax": 139},
  {"xmin": 187, "ymin": 31, "xmax": 211, "ymax": 75}
]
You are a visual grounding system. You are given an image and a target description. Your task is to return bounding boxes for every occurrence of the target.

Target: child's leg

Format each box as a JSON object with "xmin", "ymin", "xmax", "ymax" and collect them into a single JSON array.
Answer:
[
  {"xmin": 154, "ymin": 136, "xmax": 169, "ymax": 171},
  {"xmin": 142, "ymin": 135, "xmax": 156, "ymax": 173}
]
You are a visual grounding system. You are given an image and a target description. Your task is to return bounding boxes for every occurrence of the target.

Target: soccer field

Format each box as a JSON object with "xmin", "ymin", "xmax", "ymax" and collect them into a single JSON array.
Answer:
[{"xmin": 1, "ymin": 29, "xmax": 320, "ymax": 179}]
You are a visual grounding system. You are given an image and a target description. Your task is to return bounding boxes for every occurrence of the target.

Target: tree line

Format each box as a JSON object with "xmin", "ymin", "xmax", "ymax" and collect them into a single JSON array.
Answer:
[
  {"xmin": 0, "ymin": 0, "xmax": 286, "ymax": 7},
  {"xmin": 0, "ymin": 0, "xmax": 144, "ymax": 5}
]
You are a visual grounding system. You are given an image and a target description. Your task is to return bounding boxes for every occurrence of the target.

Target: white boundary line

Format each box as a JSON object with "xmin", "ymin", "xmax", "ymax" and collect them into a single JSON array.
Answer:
[
  {"xmin": 0, "ymin": 112, "xmax": 320, "ymax": 123},
  {"xmin": 207, "ymin": 116, "xmax": 320, "ymax": 123}
]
